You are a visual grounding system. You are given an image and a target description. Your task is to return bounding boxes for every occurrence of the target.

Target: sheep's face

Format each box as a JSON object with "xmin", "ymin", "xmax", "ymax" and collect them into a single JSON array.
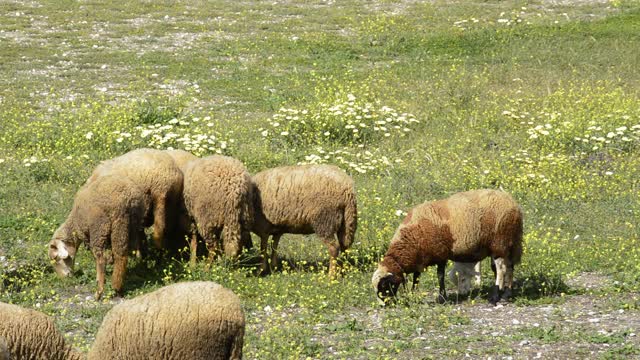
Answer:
[
  {"xmin": 372, "ymin": 267, "xmax": 403, "ymax": 304},
  {"xmin": 49, "ymin": 239, "xmax": 77, "ymax": 277},
  {"xmin": 447, "ymin": 262, "xmax": 480, "ymax": 295}
]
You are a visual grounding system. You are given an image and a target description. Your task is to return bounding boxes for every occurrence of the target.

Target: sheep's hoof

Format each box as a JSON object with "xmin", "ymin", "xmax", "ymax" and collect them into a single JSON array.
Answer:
[
  {"xmin": 94, "ymin": 291, "xmax": 103, "ymax": 301},
  {"xmin": 436, "ymin": 293, "xmax": 447, "ymax": 304},
  {"xmin": 501, "ymin": 288, "xmax": 513, "ymax": 302},
  {"xmin": 488, "ymin": 285, "xmax": 501, "ymax": 305}
]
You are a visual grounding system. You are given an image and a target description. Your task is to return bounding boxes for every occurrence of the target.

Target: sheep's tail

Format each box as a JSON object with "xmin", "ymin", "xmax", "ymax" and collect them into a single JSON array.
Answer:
[
  {"xmin": 338, "ymin": 189, "xmax": 358, "ymax": 251},
  {"xmin": 510, "ymin": 209, "xmax": 524, "ymax": 266},
  {"xmin": 228, "ymin": 327, "xmax": 245, "ymax": 360},
  {"xmin": 222, "ymin": 215, "xmax": 242, "ymax": 258}
]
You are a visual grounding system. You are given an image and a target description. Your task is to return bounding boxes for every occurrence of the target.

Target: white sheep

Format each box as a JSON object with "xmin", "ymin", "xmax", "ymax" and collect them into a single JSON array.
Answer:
[
  {"xmin": 49, "ymin": 175, "xmax": 150, "ymax": 299},
  {"xmin": 0, "ymin": 302, "xmax": 82, "ymax": 360},
  {"xmin": 251, "ymin": 164, "xmax": 358, "ymax": 277},
  {"xmin": 88, "ymin": 281, "xmax": 245, "ymax": 360},
  {"xmin": 183, "ymin": 155, "xmax": 254, "ymax": 261},
  {"xmin": 372, "ymin": 189, "xmax": 523, "ymax": 305}
]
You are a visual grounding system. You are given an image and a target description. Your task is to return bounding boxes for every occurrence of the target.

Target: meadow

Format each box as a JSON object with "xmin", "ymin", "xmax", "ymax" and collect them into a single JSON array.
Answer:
[{"xmin": 1, "ymin": 0, "xmax": 640, "ymax": 358}]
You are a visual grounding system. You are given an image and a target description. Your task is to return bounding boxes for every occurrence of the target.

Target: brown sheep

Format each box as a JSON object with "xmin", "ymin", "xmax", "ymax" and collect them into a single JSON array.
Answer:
[
  {"xmin": 0, "ymin": 302, "xmax": 83, "ymax": 360},
  {"xmin": 89, "ymin": 281, "xmax": 244, "ymax": 360},
  {"xmin": 87, "ymin": 148, "xmax": 183, "ymax": 250},
  {"xmin": 183, "ymin": 155, "xmax": 254, "ymax": 262},
  {"xmin": 49, "ymin": 175, "xmax": 150, "ymax": 299},
  {"xmin": 372, "ymin": 189, "xmax": 523, "ymax": 305},
  {"xmin": 251, "ymin": 164, "xmax": 357, "ymax": 278}
]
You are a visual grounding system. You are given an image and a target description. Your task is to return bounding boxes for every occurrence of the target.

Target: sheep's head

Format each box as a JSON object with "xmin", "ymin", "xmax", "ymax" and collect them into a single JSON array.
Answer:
[
  {"xmin": 372, "ymin": 265, "xmax": 403, "ymax": 305},
  {"xmin": 447, "ymin": 262, "xmax": 481, "ymax": 296},
  {"xmin": 48, "ymin": 226, "xmax": 78, "ymax": 277}
]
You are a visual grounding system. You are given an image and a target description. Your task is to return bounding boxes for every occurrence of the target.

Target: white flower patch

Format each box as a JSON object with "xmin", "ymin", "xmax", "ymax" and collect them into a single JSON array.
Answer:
[{"xmin": 263, "ymin": 94, "xmax": 419, "ymax": 147}]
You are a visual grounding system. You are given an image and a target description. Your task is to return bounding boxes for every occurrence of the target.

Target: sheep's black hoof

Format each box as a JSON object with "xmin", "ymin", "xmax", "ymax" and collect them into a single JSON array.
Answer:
[
  {"xmin": 488, "ymin": 285, "xmax": 501, "ymax": 305},
  {"xmin": 436, "ymin": 293, "xmax": 447, "ymax": 304},
  {"xmin": 501, "ymin": 288, "xmax": 512, "ymax": 302}
]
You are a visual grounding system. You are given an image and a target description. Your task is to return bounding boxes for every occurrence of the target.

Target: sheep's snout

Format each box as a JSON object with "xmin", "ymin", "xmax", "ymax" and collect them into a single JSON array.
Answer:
[{"xmin": 48, "ymin": 240, "xmax": 75, "ymax": 277}]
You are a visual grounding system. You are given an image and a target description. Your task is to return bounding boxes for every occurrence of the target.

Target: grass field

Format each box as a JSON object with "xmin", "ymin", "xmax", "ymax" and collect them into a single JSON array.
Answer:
[{"xmin": 1, "ymin": 0, "xmax": 640, "ymax": 358}]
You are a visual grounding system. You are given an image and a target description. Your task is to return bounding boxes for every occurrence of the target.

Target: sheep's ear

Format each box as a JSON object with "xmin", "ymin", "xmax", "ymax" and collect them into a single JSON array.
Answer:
[
  {"xmin": 48, "ymin": 240, "xmax": 69, "ymax": 260},
  {"xmin": 48, "ymin": 242, "xmax": 58, "ymax": 259}
]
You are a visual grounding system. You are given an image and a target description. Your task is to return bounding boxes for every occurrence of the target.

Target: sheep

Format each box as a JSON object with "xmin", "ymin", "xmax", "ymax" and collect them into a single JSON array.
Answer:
[
  {"xmin": 372, "ymin": 189, "xmax": 523, "ymax": 305},
  {"xmin": 88, "ymin": 281, "xmax": 245, "ymax": 360},
  {"xmin": 251, "ymin": 164, "xmax": 358, "ymax": 278},
  {"xmin": 0, "ymin": 302, "xmax": 82, "ymax": 360},
  {"xmin": 447, "ymin": 261, "xmax": 482, "ymax": 295},
  {"xmin": 87, "ymin": 148, "xmax": 183, "ymax": 250},
  {"xmin": 49, "ymin": 175, "xmax": 150, "ymax": 300},
  {"xmin": 164, "ymin": 149, "xmax": 199, "ymax": 256},
  {"xmin": 183, "ymin": 155, "xmax": 254, "ymax": 262}
]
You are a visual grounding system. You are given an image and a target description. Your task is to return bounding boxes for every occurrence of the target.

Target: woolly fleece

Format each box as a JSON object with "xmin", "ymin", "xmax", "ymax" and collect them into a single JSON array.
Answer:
[
  {"xmin": 0, "ymin": 302, "xmax": 82, "ymax": 360},
  {"xmin": 89, "ymin": 281, "xmax": 244, "ymax": 360},
  {"xmin": 252, "ymin": 164, "xmax": 357, "ymax": 276},
  {"xmin": 183, "ymin": 155, "xmax": 254, "ymax": 259},
  {"xmin": 50, "ymin": 175, "xmax": 150, "ymax": 299},
  {"xmin": 87, "ymin": 148, "xmax": 183, "ymax": 249}
]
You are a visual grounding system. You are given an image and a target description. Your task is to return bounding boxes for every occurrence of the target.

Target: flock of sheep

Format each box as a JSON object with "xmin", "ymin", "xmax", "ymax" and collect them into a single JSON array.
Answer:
[{"xmin": 0, "ymin": 147, "xmax": 524, "ymax": 359}]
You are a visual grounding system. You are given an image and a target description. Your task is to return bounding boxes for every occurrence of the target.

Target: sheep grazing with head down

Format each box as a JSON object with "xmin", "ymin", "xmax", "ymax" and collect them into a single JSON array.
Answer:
[
  {"xmin": 183, "ymin": 155, "xmax": 254, "ymax": 262},
  {"xmin": 0, "ymin": 302, "xmax": 82, "ymax": 360},
  {"xmin": 164, "ymin": 149, "xmax": 199, "ymax": 256},
  {"xmin": 89, "ymin": 281, "xmax": 245, "ymax": 360},
  {"xmin": 87, "ymin": 148, "xmax": 183, "ymax": 250},
  {"xmin": 251, "ymin": 164, "xmax": 358, "ymax": 277},
  {"xmin": 372, "ymin": 189, "xmax": 523, "ymax": 305},
  {"xmin": 49, "ymin": 175, "xmax": 150, "ymax": 299}
]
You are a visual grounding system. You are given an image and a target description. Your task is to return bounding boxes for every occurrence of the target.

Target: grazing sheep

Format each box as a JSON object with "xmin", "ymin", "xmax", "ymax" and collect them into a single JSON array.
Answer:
[
  {"xmin": 251, "ymin": 164, "xmax": 358, "ymax": 277},
  {"xmin": 183, "ymin": 155, "xmax": 254, "ymax": 261},
  {"xmin": 372, "ymin": 189, "xmax": 523, "ymax": 305},
  {"xmin": 87, "ymin": 148, "xmax": 183, "ymax": 250},
  {"xmin": 164, "ymin": 149, "xmax": 199, "ymax": 256},
  {"xmin": 0, "ymin": 302, "xmax": 82, "ymax": 360},
  {"xmin": 447, "ymin": 261, "xmax": 482, "ymax": 295},
  {"xmin": 89, "ymin": 281, "xmax": 245, "ymax": 360},
  {"xmin": 49, "ymin": 175, "xmax": 150, "ymax": 299}
]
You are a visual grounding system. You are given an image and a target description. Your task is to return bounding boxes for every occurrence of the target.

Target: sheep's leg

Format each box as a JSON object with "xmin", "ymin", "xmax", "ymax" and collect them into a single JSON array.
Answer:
[
  {"xmin": 436, "ymin": 263, "xmax": 447, "ymax": 304},
  {"xmin": 241, "ymin": 230, "xmax": 253, "ymax": 252},
  {"xmin": 489, "ymin": 257, "xmax": 507, "ymax": 305},
  {"xmin": 502, "ymin": 261, "xmax": 514, "ymax": 302},
  {"xmin": 473, "ymin": 261, "xmax": 482, "ymax": 287},
  {"xmin": 151, "ymin": 196, "xmax": 167, "ymax": 249},
  {"xmin": 491, "ymin": 258, "xmax": 497, "ymax": 279},
  {"xmin": 259, "ymin": 234, "xmax": 271, "ymax": 275},
  {"xmin": 189, "ymin": 230, "xmax": 199, "ymax": 265},
  {"xmin": 93, "ymin": 250, "xmax": 106, "ymax": 300},
  {"xmin": 412, "ymin": 272, "xmax": 421, "ymax": 291},
  {"xmin": 205, "ymin": 230, "xmax": 222, "ymax": 263},
  {"xmin": 111, "ymin": 254, "xmax": 128, "ymax": 298},
  {"xmin": 322, "ymin": 238, "xmax": 340, "ymax": 279},
  {"xmin": 269, "ymin": 234, "xmax": 282, "ymax": 272}
]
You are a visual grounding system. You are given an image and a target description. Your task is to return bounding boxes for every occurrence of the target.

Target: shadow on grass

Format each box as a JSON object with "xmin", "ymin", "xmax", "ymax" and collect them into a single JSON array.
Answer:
[{"xmin": 511, "ymin": 272, "xmax": 572, "ymax": 304}]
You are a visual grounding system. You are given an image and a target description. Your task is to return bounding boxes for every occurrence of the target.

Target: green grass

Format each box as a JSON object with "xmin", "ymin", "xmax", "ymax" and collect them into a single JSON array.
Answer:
[{"xmin": 2, "ymin": 0, "xmax": 640, "ymax": 358}]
